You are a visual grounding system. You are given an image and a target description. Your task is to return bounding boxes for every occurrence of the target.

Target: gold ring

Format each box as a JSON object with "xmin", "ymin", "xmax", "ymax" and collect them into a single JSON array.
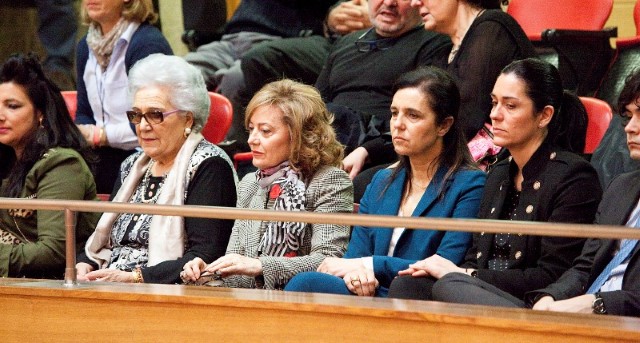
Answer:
[{"xmin": 350, "ymin": 275, "xmax": 359, "ymax": 281}]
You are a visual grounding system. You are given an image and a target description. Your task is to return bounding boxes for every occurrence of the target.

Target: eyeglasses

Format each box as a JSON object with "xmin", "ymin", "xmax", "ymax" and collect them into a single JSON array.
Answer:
[
  {"xmin": 354, "ymin": 28, "xmax": 395, "ymax": 53},
  {"xmin": 126, "ymin": 109, "xmax": 182, "ymax": 124}
]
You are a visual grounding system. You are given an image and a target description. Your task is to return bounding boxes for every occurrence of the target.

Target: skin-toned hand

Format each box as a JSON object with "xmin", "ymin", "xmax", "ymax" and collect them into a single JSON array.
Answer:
[
  {"xmin": 317, "ymin": 257, "xmax": 364, "ymax": 277},
  {"xmin": 327, "ymin": 0, "xmax": 371, "ymax": 35},
  {"xmin": 344, "ymin": 267, "xmax": 378, "ymax": 296},
  {"xmin": 84, "ymin": 268, "xmax": 134, "ymax": 283},
  {"xmin": 203, "ymin": 253, "xmax": 263, "ymax": 278},
  {"xmin": 76, "ymin": 124, "xmax": 95, "ymax": 146},
  {"xmin": 533, "ymin": 294, "xmax": 596, "ymax": 314},
  {"xmin": 398, "ymin": 255, "xmax": 465, "ymax": 279},
  {"xmin": 342, "ymin": 147, "xmax": 369, "ymax": 179},
  {"xmin": 181, "ymin": 257, "xmax": 207, "ymax": 281},
  {"xmin": 76, "ymin": 262, "xmax": 95, "ymax": 281}
]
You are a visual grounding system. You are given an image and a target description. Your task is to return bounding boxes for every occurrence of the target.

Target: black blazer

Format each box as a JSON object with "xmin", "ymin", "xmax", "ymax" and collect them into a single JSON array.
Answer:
[
  {"xmin": 527, "ymin": 170, "xmax": 640, "ymax": 316},
  {"xmin": 461, "ymin": 143, "xmax": 603, "ymax": 299}
]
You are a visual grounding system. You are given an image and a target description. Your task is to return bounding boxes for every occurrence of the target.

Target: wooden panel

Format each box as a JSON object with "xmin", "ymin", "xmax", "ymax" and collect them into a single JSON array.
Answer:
[
  {"xmin": 0, "ymin": 279, "xmax": 638, "ymax": 342},
  {"xmin": 609, "ymin": 0, "xmax": 637, "ymax": 39}
]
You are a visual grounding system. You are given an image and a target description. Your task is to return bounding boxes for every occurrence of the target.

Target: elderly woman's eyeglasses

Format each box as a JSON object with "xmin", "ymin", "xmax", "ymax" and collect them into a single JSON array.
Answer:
[{"xmin": 126, "ymin": 109, "xmax": 182, "ymax": 124}]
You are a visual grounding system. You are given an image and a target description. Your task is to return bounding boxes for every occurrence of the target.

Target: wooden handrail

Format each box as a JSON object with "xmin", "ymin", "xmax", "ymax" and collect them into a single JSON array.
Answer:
[{"xmin": 1, "ymin": 197, "xmax": 639, "ymax": 240}]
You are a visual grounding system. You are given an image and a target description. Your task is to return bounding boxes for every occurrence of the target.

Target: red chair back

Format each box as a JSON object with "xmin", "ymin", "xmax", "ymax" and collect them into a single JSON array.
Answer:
[
  {"xmin": 507, "ymin": 0, "xmax": 613, "ymax": 41},
  {"xmin": 580, "ymin": 97, "xmax": 613, "ymax": 154},
  {"xmin": 61, "ymin": 90, "xmax": 77, "ymax": 120},
  {"xmin": 202, "ymin": 92, "xmax": 233, "ymax": 144}
]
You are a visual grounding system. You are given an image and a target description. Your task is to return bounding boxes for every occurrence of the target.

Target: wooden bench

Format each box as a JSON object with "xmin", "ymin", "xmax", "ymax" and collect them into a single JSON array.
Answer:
[{"xmin": 0, "ymin": 278, "xmax": 638, "ymax": 342}]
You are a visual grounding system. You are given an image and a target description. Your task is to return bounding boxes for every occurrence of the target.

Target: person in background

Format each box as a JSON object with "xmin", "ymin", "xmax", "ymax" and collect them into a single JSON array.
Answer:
[
  {"xmin": 77, "ymin": 54, "xmax": 237, "ymax": 284},
  {"xmin": 0, "ymin": 54, "xmax": 99, "ymax": 278},
  {"xmin": 458, "ymin": 69, "xmax": 640, "ymax": 317},
  {"xmin": 388, "ymin": 58, "xmax": 602, "ymax": 302},
  {"xmin": 75, "ymin": 0, "xmax": 173, "ymax": 194},
  {"xmin": 181, "ymin": 79, "xmax": 353, "ymax": 290},
  {"xmin": 284, "ymin": 67, "xmax": 485, "ymax": 297},
  {"xmin": 343, "ymin": 0, "xmax": 535, "ymax": 183}
]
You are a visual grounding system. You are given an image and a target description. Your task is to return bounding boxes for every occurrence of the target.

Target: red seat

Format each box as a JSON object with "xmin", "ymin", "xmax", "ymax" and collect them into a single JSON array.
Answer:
[
  {"xmin": 507, "ymin": 0, "xmax": 613, "ymax": 41},
  {"xmin": 580, "ymin": 97, "xmax": 613, "ymax": 154},
  {"xmin": 61, "ymin": 90, "xmax": 77, "ymax": 120},
  {"xmin": 202, "ymin": 92, "xmax": 233, "ymax": 144},
  {"xmin": 233, "ymin": 151, "xmax": 253, "ymax": 170}
]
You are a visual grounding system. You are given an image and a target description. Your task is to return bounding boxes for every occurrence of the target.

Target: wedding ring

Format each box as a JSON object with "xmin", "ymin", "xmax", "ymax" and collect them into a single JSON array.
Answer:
[{"xmin": 350, "ymin": 276, "xmax": 361, "ymax": 287}]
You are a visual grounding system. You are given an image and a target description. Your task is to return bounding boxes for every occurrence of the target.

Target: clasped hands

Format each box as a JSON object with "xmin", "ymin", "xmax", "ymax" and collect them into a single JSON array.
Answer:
[
  {"xmin": 318, "ymin": 257, "xmax": 379, "ymax": 296},
  {"xmin": 181, "ymin": 254, "xmax": 263, "ymax": 282},
  {"xmin": 398, "ymin": 255, "xmax": 465, "ymax": 279}
]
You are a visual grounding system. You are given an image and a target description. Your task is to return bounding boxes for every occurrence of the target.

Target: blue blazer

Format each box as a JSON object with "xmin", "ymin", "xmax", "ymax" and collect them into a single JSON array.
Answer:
[{"xmin": 345, "ymin": 166, "xmax": 486, "ymax": 293}]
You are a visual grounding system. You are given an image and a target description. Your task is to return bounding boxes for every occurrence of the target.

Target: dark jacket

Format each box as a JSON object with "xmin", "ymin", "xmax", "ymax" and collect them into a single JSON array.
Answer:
[
  {"xmin": 527, "ymin": 169, "xmax": 640, "ymax": 316},
  {"xmin": 461, "ymin": 142, "xmax": 603, "ymax": 299}
]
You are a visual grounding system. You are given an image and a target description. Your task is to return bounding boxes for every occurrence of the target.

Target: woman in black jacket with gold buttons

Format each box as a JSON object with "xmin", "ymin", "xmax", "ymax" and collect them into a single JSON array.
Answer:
[{"xmin": 387, "ymin": 58, "xmax": 603, "ymax": 304}]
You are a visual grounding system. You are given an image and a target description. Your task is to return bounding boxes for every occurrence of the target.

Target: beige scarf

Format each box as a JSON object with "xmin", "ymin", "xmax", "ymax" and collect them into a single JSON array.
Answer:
[
  {"xmin": 87, "ymin": 17, "xmax": 130, "ymax": 71},
  {"xmin": 85, "ymin": 133, "xmax": 204, "ymax": 268}
]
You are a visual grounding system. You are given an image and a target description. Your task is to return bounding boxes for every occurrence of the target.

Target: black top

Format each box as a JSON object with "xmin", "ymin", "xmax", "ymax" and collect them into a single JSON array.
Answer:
[
  {"xmin": 461, "ymin": 142, "xmax": 603, "ymax": 299},
  {"xmin": 435, "ymin": 9, "xmax": 537, "ymax": 140},
  {"xmin": 78, "ymin": 156, "xmax": 237, "ymax": 284},
  {"xmin": 316, "ymin": 25, "xmax": 451, "ymax": 143},
  {"xmin": 225, "ymin": 0, "xmax": 335, "ymax": 37}
]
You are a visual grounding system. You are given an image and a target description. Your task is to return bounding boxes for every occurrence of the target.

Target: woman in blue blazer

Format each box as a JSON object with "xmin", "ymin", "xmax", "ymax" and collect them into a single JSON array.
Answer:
[{"xmin": 284, "ymin": 67, "xmax": 486, "ymax": 297}]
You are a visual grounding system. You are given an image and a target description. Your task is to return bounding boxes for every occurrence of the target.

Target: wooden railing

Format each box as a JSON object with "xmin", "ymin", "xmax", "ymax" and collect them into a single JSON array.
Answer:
[{"xmin": 0, "ymin": 198, "xmax": 639, "ymax": 342}]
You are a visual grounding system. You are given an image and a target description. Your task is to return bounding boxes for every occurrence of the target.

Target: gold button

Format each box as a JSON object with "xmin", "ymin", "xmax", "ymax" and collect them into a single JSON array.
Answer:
[
  {"xmin": 491, "ymin": 207, "xmax": 496, "ymax": 214},
  {"xmin": 550, "ymin": 152, "xmax": 557, "ymax": 159},
  {"xmin": 480, "ymin": 232, "xmax": 485, "ymax": 236},
  {"xmin": 518, "ymin": 233, "xmax": 523, "ymax": 237},
  {"xmin": 526, "ymin": 205, "xmax": 533, "ymax": 213},
  {"xmin": 533, "ymin": 181, "xmax": 541, "ymax": 190},
  {"xmin": 477, "ymin": 252, "xmax": 483, "ymax": 259},
  {"xmin": 515, "ymin": 251, "xmax": 522, "ymax": 259}
]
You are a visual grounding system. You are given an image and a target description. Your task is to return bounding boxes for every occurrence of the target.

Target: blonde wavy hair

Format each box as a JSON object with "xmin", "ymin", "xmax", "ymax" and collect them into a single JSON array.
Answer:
[
  {"xmin": 81, "ymin": 0, "xmax": 157, "ymax": 25},
  {"xmin": 245, "ymin": 79, "xmax": 344, "ymax": 178}
]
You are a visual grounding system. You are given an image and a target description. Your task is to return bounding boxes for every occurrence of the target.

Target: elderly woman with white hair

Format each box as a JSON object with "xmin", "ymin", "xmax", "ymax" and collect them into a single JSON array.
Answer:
[{"xmin": 76, "ymin": 54, "xmax": 237, "ymax": 284}]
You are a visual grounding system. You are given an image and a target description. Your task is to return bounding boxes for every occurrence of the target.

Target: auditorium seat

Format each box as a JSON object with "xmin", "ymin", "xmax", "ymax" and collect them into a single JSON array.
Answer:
[
  {"xmin": 507, "ymin": 0, "xmax": 616, "ymax": 95},
  {"xmin": 202, "ymin": 92, "xmax": 233, "ymax": 144},
  {"xmin": 595, "ymin": 36, "xmax": 640, "ymax": 108},
  {"xmin": 580, "ymin": 97, "xmax": 613, "ymax": 154},
  {"xmin": 61, "ymin": 90, "xmax": 77, "ymax": 120}
]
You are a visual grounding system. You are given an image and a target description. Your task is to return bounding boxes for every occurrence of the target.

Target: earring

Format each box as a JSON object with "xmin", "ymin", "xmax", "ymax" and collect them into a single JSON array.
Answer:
[
  {"xmin": 39, "ymin": 117, "xmax": 44, "ymax": 129},
  {"xmin": 184, "ymin": 127, "xmax": 192, "ymax": 138}
]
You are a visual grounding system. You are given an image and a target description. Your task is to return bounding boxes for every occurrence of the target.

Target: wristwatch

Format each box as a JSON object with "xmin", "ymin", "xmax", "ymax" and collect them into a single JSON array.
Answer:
[{"xmin": 592, "ymin": 293, "xmax": 607, "ymax": 314}]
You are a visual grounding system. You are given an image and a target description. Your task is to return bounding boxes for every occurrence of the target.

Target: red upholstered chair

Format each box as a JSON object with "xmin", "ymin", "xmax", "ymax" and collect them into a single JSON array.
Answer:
[
  {"xmin": 202, "ymin": 92, "xmax": 233, "ymax": 144},
  {"xmin": 506, "ymin": 0, "xmax": 613, "ymax": 41},
  {"xmin": 580, "ymin": 97, "xmax": 613, "ymax": 154},
  {"xmin": 595, "ymin": 36, "xmax": 640, "ymax": 108},
  {"xmin": 61, "ymin": 90, "xmax": 77, "ymax": 120},
  {"xmin": 507, "ymin": 0, "xmax": 616, "ymax": 95},
  {"xmin": 233, "ymin": 151, "xmax": 252, "ymax": 170}
]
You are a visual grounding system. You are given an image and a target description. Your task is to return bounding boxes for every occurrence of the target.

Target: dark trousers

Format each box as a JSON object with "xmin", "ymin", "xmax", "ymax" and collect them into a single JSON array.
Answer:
[{"xmin": 432, "ymin": 272, "xmax": 525, "ymax": 307}]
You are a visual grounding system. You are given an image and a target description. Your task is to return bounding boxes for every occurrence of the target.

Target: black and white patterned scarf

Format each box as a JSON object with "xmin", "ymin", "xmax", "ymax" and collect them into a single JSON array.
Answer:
[{"xmin": 256, "ymin": 161, "xmax": 306, "ymax": 257}]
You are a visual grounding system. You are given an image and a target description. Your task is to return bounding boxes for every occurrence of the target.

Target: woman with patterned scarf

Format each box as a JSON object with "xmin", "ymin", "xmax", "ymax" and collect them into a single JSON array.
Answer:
[
  {"xmin": 74, "ymin": 0, "xmax": 173, "ymax": 194},
  {"xmin": 181, "ymin": 79, "xmax": 354, "ymax": 290}
]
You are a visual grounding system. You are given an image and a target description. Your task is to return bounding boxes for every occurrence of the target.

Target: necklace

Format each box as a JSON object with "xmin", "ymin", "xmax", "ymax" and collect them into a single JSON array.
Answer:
[{"xmin": 140, "ymin": 161, "xmax": 166, "ymax": 204}]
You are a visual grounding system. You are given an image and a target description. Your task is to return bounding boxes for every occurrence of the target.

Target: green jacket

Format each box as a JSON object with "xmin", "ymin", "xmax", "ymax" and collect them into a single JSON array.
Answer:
[{"xmin": 0, "ymin": 148, "xmax": 100, "ymax": 278}]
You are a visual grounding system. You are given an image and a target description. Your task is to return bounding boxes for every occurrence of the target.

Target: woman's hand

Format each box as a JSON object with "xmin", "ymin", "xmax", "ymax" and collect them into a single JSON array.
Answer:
[
  {"xmin": 76, "ymin": 124, "xmax": 95, "ymax": 146},
  {"xmin": 344, "ymin": 268, "xmax": 378, "ymax": 296},
  {"xmin": 341, "ymin": 147, "xmax": 369, "ymax": 179},
  {"xmin": 204, "ymin": 253, "xmax": 263, "ymax": 278},
  {"xmin": 181, "ymin": 257, "xmax": 207, "ymax": 282},
  {"xmin": 317, "ymin": 257, "xmax": 364, "ymax": 277},
  {"xmin": 398, "ymin": 255, "xmax": 465, "ymax": 279},
  {"xmin": 76, "ymin": 262, "xmax": 95, "ymax": 281},
  {"xmin": 533, "ymin": 294, "xmax": 595, "ymax": 314},
  {"xmin": 84, "ymin": 269, "xmax": 135, "ymax": 283}
]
